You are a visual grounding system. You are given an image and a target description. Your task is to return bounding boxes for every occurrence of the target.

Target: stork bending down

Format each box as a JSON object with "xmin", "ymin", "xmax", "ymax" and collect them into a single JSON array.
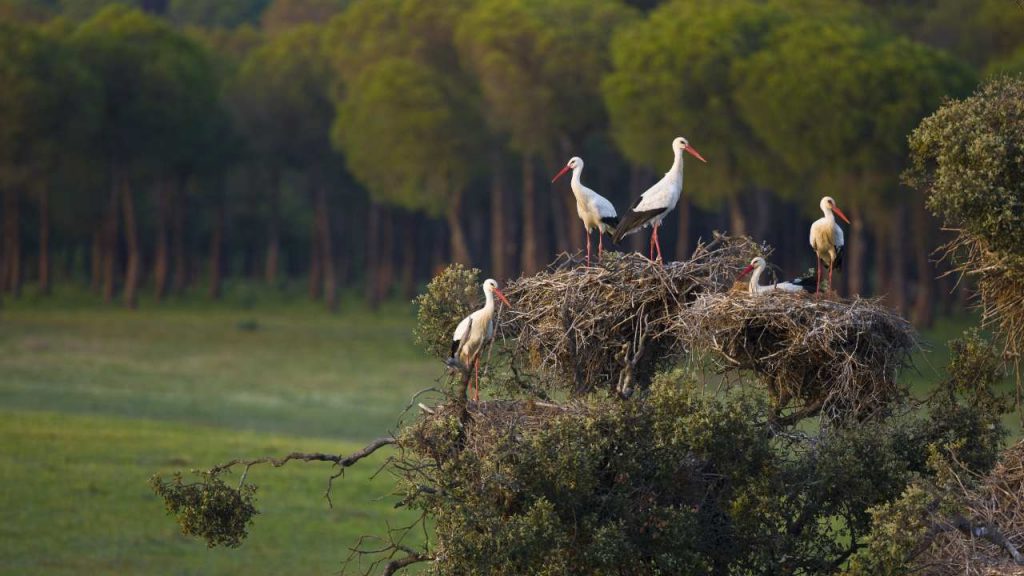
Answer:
[{"xmin": 738, "ymin": 256, "xmax": 817, "ymax": 295}]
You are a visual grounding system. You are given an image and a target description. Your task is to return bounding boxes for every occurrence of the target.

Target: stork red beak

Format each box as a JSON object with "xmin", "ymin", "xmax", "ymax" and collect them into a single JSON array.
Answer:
[
  {"xmin": 685, "ymin": 144, "xmax": 707, "ymax": 163},
  {"xmin": 831, "ymin": 205, "xmax": 851, "ymax": 224},
  {"xmin": 494, "ymin": 288, "xmax": 510, "ymax": 306},
  {"xmin": 738, "ymin": 264, "xmax": 755, "ymax": 279},
  {"xmin": 551, "ymin": 164, "xmax": 571, "ymax": 183}
]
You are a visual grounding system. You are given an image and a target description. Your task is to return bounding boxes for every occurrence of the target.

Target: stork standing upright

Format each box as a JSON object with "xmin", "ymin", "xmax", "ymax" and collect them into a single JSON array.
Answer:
[
  {"xmin": 809, "ymin": 196, "xmax": 851, "ymax": 294},
  {"xmin": 612, "ymin": 137, "xmax": 707, "ymax": 262},
  {"xmin": 737, "ymin": 256, "xmax": 817, "ymax": 295},
  {"xmin": 551, "ymin": 156, "xmax": 619, "ymax": 265},
  {"xmin": 448, "ymin": 278, "xmax": 510, "ymax": 401}
]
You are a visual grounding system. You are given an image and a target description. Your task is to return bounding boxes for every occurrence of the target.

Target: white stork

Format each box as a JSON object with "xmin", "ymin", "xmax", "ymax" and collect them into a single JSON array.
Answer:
[
  {"xmin": 612, "ymin": 136, "xmax": 706, "ymax": 262},
  {"xmin": 809, "ymin": 196, "xmax": 851, "ymax": 293},
  {"xmin": 447, "ymin": 278, "xmax": 510, "ymax": 401},
  {"xmin": 737, "ymin": 256, "xmax": 817, "ymax": 295},
  {"xmin": 551, "ymin": 156, "xmax": 619, "ymax": 265}
]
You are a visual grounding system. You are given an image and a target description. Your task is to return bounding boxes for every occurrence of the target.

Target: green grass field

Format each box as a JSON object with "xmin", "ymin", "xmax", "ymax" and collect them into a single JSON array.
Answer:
[
  {"xmin": 0, "ymin": 293, "xmax": 1018, "ymax": 575},
  {"xmin": 0, "ymin": 298, "xmax": 438, "ymax": 575}
]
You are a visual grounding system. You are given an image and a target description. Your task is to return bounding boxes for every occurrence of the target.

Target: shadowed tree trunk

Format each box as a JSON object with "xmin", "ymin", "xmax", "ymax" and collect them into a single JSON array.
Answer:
[
  {"xmin": 265, "ymin": 170, "xmax": 281, "ymax": 286},
  {"xmin": 401, "ymin": 211, "xmax": 416, "ymax": 299},
  {"xmin": 490, "ymin": 152, "xmax": 507, "ymax": 280},
  {"xmin": 365, "ymin": 201, "xmax": 382, "ymax": 310},
  {"xmin": 102, "ymin": 173, "xmax": 119, "ymax": 303},
  {"xmin": 521, "ymin": 155, "xmax": 539, "ymax": 274},
  {"xmin": 447, "ymin": 189, "xmax": 472, "ymax": 266},
  {"xmin": 378, "ymin": 207, "xmax": 394, "ymax": 302},
  {"xmin": 171, "ymin": 179, "xmax": 188, "ymax": 294},
  {"xmin": 208, "ymin": 196, "xmax": 224, "ymax": 300},
  {"xmin": 120, "ymin": 174, "xmax": 140, "ymax": 309},
  {"xmin": 90, "ymin": 228, "xmax": 101, "ymax": 294},
  {"xmin": 846, "ymin": 211, "xmax": 867, "ymax": 297},
  {"xmin": 675, "ymin": 196, "xmax": 691, "ymax": 261},
  {"xmin": 727, "ymin": 194, "xmax": 746, "ymax": 238},
  {"xmin": 550, "ymin": 172, "xmax": 570, "ymax": 257},
  {"xmin": 3, "ymin": 187, "xmax": 21, "ymax": 296},
  {"xmin": 309, "ymin": 193, "xmax": 323, "ymax": 301},
  {"xmin": 315, "ymin": 182, "xmax": 337, "ymax": 312},
  {"xmin": 911, "ymin": 193, "xmax": 934, "ymax": 328},
  {"xmin": 37, "ymin": 183, "xmax": 50, "ymax": 295},
  {"xmin": 888, "ymin": 205, "xmax": 907, "ymax": 316},
  {"xmin": 627, "ymin": 166, "xmax": 647, "ymax": 255},
  {"xmin": 153, "ymin": 179, "xmax": 170, "ymax": 301}
]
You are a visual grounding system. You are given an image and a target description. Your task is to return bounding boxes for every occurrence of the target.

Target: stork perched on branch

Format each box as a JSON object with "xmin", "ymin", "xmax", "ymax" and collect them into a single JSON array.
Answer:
[
  {"xmin": 809, "ymin": 196, "xmax": 851, "ymax": 294},
  {"xmin": 447, "ymin": 278, "xmax": 509, "ymax": 401},
  {"xmin": 737, "ymin": 256, "xmax": 817, "ymax": 295},
  {"xmin": 612, "ymin": 136, "xmax": 706, "ymax": 262},
  {"xmin": 551, "ymin": 156, "xmax": 618, "ymax": 265}
]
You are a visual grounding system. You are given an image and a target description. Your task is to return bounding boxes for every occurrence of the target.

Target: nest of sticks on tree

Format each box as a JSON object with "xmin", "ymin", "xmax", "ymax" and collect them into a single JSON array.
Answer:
[
  {"xmin": 497, "ymin": 233, "xmax": 763, "ymax": 397},
  {"xmin": 403, "ymin": 395, "xmax": 579, "ymax": 465},
  {"xmin": 677, "ymin": 292, "xmax": 917, "ymax": 423},
  {"xmin": 926, "ymin": 440, "xmax": 1024, "ymax": 575}
]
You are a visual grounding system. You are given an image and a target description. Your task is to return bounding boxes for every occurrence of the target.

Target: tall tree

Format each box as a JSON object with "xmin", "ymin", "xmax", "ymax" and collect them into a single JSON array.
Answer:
[
  {"xmin": 73, "ymin": 5, "xmax": 220, "ymax": 307},
  {"xmin": 0, "ymin": 22, "xmax": 99, "ymax": 295},
  {"xmin": 733, "ymin": 13, "xmax": 973, "ymax": 314}
]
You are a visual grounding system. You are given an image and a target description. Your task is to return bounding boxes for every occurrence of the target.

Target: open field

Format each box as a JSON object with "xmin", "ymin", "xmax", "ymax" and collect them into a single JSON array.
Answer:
[{"xmin": 0, "ymin": 294, "xmax": 1018, "ymax": 574}]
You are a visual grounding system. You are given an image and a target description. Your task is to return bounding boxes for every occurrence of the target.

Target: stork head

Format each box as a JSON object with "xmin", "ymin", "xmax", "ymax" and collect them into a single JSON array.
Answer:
[
  {"xmin": 738, "ymin": 256, "xmax": 766, "ymax": 279},
  {"xmin": 484, "ymin": 278, "xmax": 510, "ymax": 306},
  {"xmin": 551, "ymin": 156, "xmax": 583, "ymax": 183},
  {"xmin": 672, "ymin": 136, "xmax": 707, "ymax": 163},
  {"xmin": 819, "ymin": 196, "xmax": 851, "ymax": 224}
]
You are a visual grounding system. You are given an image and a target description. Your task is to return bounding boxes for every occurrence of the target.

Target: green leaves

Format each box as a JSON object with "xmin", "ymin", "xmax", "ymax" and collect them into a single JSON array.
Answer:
[{"xmin": 150, "ymin": 471, "xmax": 259, "ymax": 549}]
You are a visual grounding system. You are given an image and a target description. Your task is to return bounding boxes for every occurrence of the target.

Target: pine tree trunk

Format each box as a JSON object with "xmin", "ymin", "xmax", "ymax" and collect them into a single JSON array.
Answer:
[
  {"xmin": 888, "ymin": 206, "xmax": 907, "ymax": 316},
  {"xmin": 400, "ymin": 212, "xmax": 416, "ymax": 299},
  {"xmin": 316, "ymin": 183, "xmax": 337, "ymax": 312},
  {"xmin": 728, "ymin": 195, "xmax": 746, "ymax": 238},
  {"xmin": 153, "ymin": 179, "xmax": 170, "ymax": 301},
  {"xmin": 38, "ymin": 183, "xmax": 50, "ymax": 295},
  {"xmin": 627, "ymin": 167, "xmax": 646, "ymax": 255},
  {"xmin": 171, "ymin": 180, "xmax": 187, "ymax": 294},
  {"xmin": 447, "ymin": 191, "xmax": 472, "ymax": 265},
  {"xmin": 208, "ymin": 197, "xmax": 224, "ymax": 300},
  {"xmin": 102, "ymin": 173, "xmax": 119, "ymax": 303},
  {"xmin": 309, "ymin": 193, "xmax": 323, "ymax": 301},
  {"xmin": 490, "ymin": 152, "xmax": 507, "ymax": 280},
  {"xmin": 846, "ymin": 214, "xmax": 866, "ymax": 297},
  {"xmin": 90, "ymin": 228, "xmax": 102, "ymax": 294},
  {"xmin": 911, "ymin": 194, "xmax": 935, "ymax": 328},
  {"xmin": 3, "ymin": 186, "xmax": 20, "ymax": 296},
  {"xmin": 675, "ymin": 196, "xmax": 691, "ymax": 261},
  {"xmin": 378, "ymin": 206, "xmax": 394, "ymax": 303},
  {"xmin": 121, "ymin": 174, "xmax": 140, "ymax": 309},
  {"xmin": 265, "ymin": 171, "xmax": 281, "ymax": 286},
  {"xmin": 365, "ymin": 202, "xmax": 382, "ymax": 310},
  {"xmin": 521, "ymin": 155, "xmax": 539, "ymax": 274}
]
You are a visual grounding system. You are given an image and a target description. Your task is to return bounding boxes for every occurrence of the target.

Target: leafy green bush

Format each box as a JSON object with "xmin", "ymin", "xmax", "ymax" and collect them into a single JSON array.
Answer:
[
  {"xmin": 412, "ymin": 263, "xmax": 480, "ymax": 360},
  {"xmin": 150, "ymin": 471, "xmax": 258, "ymax": 548}
]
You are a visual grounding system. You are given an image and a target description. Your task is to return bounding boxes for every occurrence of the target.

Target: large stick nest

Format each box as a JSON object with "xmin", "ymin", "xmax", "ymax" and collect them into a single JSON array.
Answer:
[
  {"xmin": 498, "ymin": 234, "xmax": 762, "ymax": 396},
  {"xmin": 677, "ymin": 292, "xmax": 916, "ymax": 422},
  {"xmin": 927, "ymin": 440, "xmax": 1024, "ymax": 575}
]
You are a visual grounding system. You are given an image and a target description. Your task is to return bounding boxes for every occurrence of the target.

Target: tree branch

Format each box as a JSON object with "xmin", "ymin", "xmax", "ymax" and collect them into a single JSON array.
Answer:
[
  {"xmin": 950, "ymin": 514, "xmax": 1024, "ymax": 565},
  {"xmin": 382, "ymin": 548, "xmax": 431, "ymax": 576}
]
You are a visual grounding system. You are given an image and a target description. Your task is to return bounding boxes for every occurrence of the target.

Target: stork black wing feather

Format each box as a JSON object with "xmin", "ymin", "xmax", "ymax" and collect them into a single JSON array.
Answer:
[
  {"xmin": 833, "ymin": 245, "xmax": 844, "ymax": 271},
  {"xmin": 611, "ymin": 208, "xmax": 665, "ymax": 243}
]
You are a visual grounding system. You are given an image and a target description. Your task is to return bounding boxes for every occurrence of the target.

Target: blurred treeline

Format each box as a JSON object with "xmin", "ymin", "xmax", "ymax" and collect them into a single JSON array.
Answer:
[{"xmin": 0, "ymin": 0, "xmax": 1021, "ymax": 323}]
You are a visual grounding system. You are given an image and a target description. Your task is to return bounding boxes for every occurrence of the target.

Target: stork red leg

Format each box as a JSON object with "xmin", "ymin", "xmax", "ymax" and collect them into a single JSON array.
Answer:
[
  {"xmin": 653, "ymin": 224, "xmax": 663, "ymax": 263},
  {"xmin": 649, "ymin": 231, "xmax": 655, "ymax": 260},
  {"xmin": 828, "ymin": 262, "xmax": 835, "ymax": 295},
  {"xmin": 816, "ymin": 259, "xmax": 823, "ymax": 297},
  {"xmin": 473, "ymin": 358, "xmax": 480, "ymax": 402},
  {"xmin": 585, "ymin": 230, "xmax": 592, "ymax": 266},
  {"xmin": 598, "ymin": 233, "xmax": 604, "ymax": 259}
]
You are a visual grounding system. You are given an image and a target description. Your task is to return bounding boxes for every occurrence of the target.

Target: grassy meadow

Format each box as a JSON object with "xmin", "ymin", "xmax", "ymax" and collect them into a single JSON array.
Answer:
[{"xmin": 0, "ymin": 287, "xmax": 1018, "ymax": 575}]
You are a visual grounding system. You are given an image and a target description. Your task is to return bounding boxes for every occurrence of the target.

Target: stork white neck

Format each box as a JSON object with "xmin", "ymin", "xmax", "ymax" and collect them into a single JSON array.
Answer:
[
  {"xmin": 482, "ymin": 285, "xmax": 495, "ymax": 312},
  {"xmin": 820, "ymin": 201, "xmax": 836, "ymax": 223},
  {"xmin": 668, "ymin": 147, "xmax": 686, "ymax": 181},
  {"xmin": 748, "ymin": 261, "xmax": 767, "ymax": 293},
  {"xmin": 569, "ymin": 164, "xmax": 585, "ymax": 196}
]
